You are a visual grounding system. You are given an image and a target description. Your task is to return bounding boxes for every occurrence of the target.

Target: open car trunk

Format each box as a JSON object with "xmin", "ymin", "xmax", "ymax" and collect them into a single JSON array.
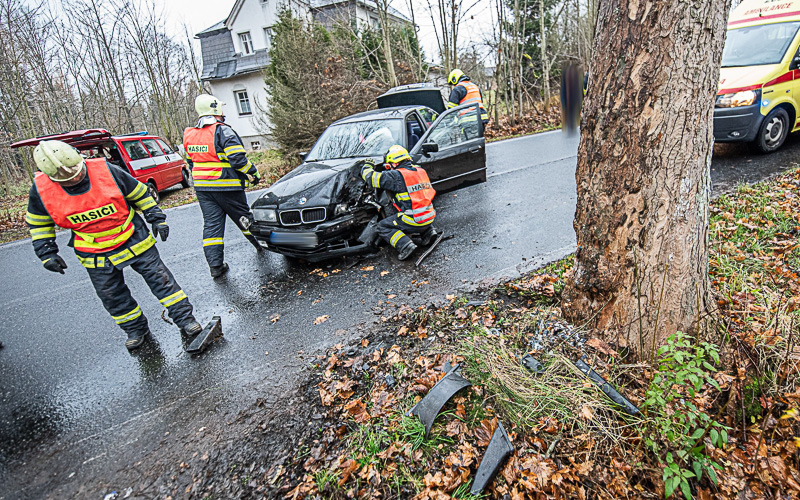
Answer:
[{"xmin": 377, "ymin": 84, "xmax": 446, "ymax": 114}]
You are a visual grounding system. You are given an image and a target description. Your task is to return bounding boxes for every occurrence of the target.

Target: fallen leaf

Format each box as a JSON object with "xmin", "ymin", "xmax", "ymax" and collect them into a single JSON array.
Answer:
[
  {"xmin": 380, "ymin": 270, "xmax": 389, "ymax": 276},
  {"xmin": 314, "ymin": 315, "xmax": 330, "ymax": 325},
  {"xmin": 361, "ymin": 265, "xmax": 374, "ymax": 271},
  {"xmin": 270, "ymin": 314, "xmax": 280, "ymax": 323}
]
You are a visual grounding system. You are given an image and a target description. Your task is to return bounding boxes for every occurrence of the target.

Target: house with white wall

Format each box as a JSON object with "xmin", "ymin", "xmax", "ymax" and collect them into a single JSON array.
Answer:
[{"xmin": 196, "ymin": 0, "xmax": 410, "ymax": 150}]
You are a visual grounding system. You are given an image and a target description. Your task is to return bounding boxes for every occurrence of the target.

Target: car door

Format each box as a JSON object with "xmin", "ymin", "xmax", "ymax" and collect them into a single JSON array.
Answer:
[
  {"xmin": 121, "ymin": 139, "xmax": 157, "ymax": 184},
  {"xmin": 409, "ymin": 103, "xmax": 486, "ymax": 193},
  {"xmin": 154, "ymin": 138, "xmax": 185, "ymax": 187}
]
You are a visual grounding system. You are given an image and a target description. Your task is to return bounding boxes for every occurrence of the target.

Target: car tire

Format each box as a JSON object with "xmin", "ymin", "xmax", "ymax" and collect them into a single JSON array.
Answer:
[
  {"xmin": 754, "ymin": 107, "xmax": 790, "ymax": 153},
  {"xmin": 146, "ymin": 181, "xmax": 160, "ymax": 204},
  {"xmin": 180, "ymin": 168, "xmax": 192, "ymax": 189}
]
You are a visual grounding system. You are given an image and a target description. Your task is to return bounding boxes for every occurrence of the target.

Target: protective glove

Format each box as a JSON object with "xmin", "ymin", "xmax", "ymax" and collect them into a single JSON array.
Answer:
[
  {"xmin": 152, "ymin": 221, "xmax": 169, "ymax": 242},
  {"xmin": 250, "ymin": 172, "xmax": 261, "ymax": 186},
  {"xmin": 43, "ymin": 255, "xmax": 67, "ymax": 274}
]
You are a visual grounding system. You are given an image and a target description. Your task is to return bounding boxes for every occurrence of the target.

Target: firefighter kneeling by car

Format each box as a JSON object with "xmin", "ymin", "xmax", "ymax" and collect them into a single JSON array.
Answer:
[
  {"xmin": 361, "ymin": 145, "xmax": 438, "ymax": 261},
  {"xmin": 26, "ymin": 140, "xmax": 202, "ymax": 351}
]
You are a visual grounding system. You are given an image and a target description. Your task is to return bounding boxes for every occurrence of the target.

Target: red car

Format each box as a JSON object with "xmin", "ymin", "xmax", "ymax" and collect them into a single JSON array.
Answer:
[{"xmin": 11, "ymin": 129, "xmax": 190, "ymax": 202}]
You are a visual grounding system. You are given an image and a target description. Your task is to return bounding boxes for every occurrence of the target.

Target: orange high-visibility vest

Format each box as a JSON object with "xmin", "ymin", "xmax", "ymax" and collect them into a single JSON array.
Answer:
[
  {"xmin": 394, "ymin": 167, "xmax": 436, "ymax": 225},
  {"xmin": 184, "ymin": 122, "xmax": 227, "ymax": 183},
  {"xmin": 35, "ymin": 159, "xmax": 135, "ymax": 253},
  {"xmin": 457, "ymin": 81, "xmax": 488, "ymax": 120}
]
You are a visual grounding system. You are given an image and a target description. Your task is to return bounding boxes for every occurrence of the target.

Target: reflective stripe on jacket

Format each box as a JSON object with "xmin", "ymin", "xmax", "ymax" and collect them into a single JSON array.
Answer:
[
  {"xmin": 183, "ymin": 122, "xmax": 246, "ymax": 190},
  {"xmin": 34, "ymin": 159, "xmax": 135, "ymax": 253},
  {"xmin": 393, "ymin": 167, "xmax": 436, "ymax": 226},
  {"xmin": 455, "ymin": 81, "xmax": 488, "ymax": 122}
]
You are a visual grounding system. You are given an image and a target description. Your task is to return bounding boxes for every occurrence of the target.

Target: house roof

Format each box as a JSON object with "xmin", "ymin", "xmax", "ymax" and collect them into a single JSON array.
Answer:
[
  {"xmin": 196, "ymin": 19, "xmax": 227, "ymax": 37},
  {"xmin": 311, "ymin": 0, "xmax": 410, "ymax": 23},
  {"xmin": 201, "ymin": 49, "xmax": 270, "ymax": 80}
]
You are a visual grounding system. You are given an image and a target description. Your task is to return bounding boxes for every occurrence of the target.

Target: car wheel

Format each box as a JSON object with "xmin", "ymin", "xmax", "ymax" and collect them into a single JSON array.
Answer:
[
  {"xmin": 755, "ymin": 107, "xmax": 790, "ymax": 153},
  {"xmin": 146, "ymin": 181, "xmax": 160, "ymax": 204},
  {"xmin": 180, "ymin": 168, "xmax": 192, "ymax": 189}
]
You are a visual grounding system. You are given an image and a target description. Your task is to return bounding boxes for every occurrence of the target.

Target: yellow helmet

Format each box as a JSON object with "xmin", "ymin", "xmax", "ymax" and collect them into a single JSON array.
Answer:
[
  {"xmin": 33, "ymin": 140, "xmax": 86, "ymax": 182},
  {"xmin": 195, "ymin": 94, "xmax": 225, "ymax": 117},
  {"xmin": 448, "ymin": 69, "xmax": 464, "ymax": 85},
  {"xmin": 384, "ymin": 145, "xmax": 411, "ymax": 166}
]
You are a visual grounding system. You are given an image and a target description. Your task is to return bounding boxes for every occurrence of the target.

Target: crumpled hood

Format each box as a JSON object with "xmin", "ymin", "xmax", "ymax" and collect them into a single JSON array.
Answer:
[{"xmin": 253, "ymin": 157, "xmax": 380, "ymax": 209}]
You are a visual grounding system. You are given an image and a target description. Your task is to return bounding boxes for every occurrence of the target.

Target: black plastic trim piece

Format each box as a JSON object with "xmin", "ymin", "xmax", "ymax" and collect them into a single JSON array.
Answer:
[
  {"xmin": 573, "ymin": 358, "xmax": 640, "ymax": 415},
  {"xmin": 408, "ymin": 364, "xmax": 471, "ymax": 437},
  {"xmin": 470, "ymin": 421, "xmax": 514, "ymax": 495}
]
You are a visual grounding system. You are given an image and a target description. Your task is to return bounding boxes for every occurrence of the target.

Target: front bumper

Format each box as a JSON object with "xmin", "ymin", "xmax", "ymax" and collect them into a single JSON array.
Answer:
[
  {"xmin": 250, "ymin": 212, "xmax": 376, "ymax": 262},
  {"xmin": 713, "ymin": 102, "xmax": 763, "ymax": 142}
]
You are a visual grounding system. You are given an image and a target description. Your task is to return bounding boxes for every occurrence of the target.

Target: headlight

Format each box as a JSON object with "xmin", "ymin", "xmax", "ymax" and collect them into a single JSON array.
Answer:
[
  {"xmin": 334, "ymin": 203, "xmax": 348, "ymax": 216},
  {"xmin": 253, "ymin": 208, "xmax": 277, "ymax": 223},
  {"xmin": 716, "ymin": 89, "xmax": 759, "ymax": 108}
]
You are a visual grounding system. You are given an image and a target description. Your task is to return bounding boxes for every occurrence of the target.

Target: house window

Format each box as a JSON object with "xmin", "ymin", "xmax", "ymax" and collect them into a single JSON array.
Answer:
[
  {"xmin": 251, "ymin": 141, "xmax": 261, "ymax": 151},
  {"xmin": 235, "ymin": 90, "xmax": 252, "ymax": 115},
  {"xmin": 239, "ymin": 32, "xmax": 254, "ymax": 55},
  {"xmin": 263, "ymin": 27, "xmax": 273, "ymax": 48}
]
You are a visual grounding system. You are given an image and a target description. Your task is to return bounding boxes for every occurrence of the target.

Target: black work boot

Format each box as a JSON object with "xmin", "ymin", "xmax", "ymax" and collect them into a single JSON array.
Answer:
[
  {"xmin": 420, "ymin": 227, "xmax": 438, "ymax": 246},
  {"xmin": 126, "ymin": 329, "xmax": 150, "ymax": 351},
  {"xmin": 210, "ymin": 263, "xmax": 229, "ymax": 278},
  {"xmin": 397, "ymin": 242, "xmax": 417, "ymax": 261},
  {"xmin": 181, "ymin": 320, "xmax": 203, "ymax": 337}
]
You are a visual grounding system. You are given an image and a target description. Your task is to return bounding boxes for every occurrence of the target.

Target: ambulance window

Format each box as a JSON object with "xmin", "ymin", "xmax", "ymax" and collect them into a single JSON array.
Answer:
[
  {"xmin": 142, "ymin": 139, "xmax": 165, "ymax": 157},
  {"xmin": 722, "ymin": 22, "xmax": 800, "ymax": 67},
  {"xmin": 122, "ymin": 140, "xmax": 150, "ymax": 160}
]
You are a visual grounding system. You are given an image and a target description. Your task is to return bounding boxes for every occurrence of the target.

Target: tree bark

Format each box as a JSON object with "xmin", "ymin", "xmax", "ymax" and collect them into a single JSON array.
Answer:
[{"xmin": 561, "ymin": 0, "xmax": 730, "ymax": 357}]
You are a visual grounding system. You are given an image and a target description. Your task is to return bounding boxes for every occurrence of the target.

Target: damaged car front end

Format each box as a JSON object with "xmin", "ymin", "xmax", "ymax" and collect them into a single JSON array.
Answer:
[{"xmin": 250, "ymin": 157, "xmax": 384, "ymax": 261}]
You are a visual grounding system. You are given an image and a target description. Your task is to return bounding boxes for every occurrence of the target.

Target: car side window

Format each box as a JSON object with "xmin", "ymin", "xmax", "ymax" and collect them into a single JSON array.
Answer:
[
  {"xmin": 406, "ymin": 114, "xmax": 425, "ymax": 149},
  {"xmin": 425, "ymin": 104, "xmax": 481, "ymax": 149},
  {"xmin": 142, "ymin": 139, "xmax": 165, "ymax": 157},
  {"xmin": 122, "ymin": 140, "xmax": 150, "ymax": 161},
  {"xmin": 155, "ymin": 139, "xmax": 174, "ymax": 154},
  {"xmin": 417, "ymin": 108, "xmax": 438, "ymax": 127}
]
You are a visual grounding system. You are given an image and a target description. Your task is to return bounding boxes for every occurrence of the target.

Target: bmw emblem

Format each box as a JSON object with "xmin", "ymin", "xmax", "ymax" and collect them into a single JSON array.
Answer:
[{"xmin": 299, "ymin": 197, "xmax": 307, "ymax": 205}]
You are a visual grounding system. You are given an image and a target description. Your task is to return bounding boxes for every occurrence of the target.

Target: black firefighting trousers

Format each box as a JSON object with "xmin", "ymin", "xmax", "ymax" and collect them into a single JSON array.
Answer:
[
  {"xmin": 86, "ymin": 246, "xmax": 195, "ymax": 336},
  {"xmin": 376, "ymin": 213, "xmax": 435, "ymax": 251},
  {"xmin": 196, "ymin": 190, "xmax": 260, "ymax": 268}
]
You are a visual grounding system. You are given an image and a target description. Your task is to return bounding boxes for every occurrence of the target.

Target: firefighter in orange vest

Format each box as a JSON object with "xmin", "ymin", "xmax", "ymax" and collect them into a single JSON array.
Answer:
[
  {"xmin": 447, "ymin": 69, "xmax": 489, "ymax": 125},
  {"xmin": 25, "ymin": 140, "xmax": 202, "ymax": 351},
  {"xmin": 360, "ymin": 145, "xmax": 438, "ymax": 261},
  {"xmin": 183, "ymin": 94, "xmax": 262, "ymax": 278}
]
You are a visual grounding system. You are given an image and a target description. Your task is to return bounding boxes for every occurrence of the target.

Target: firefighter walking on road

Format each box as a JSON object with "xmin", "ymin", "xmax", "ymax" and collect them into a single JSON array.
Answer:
[
  {"xmin": 183, "ymin": 94, "xmax": 262, "ymax": 278},
  {"xmin": 446, "ymin": 69, "xmax": 489, "ymax": 126},
  {"xmin": 26, "ymin": 140, "xmax": 202, "ymax": 351},
  {"xmin": 360, "ymin": 145, "xmax": 438, "ymax": 261}
]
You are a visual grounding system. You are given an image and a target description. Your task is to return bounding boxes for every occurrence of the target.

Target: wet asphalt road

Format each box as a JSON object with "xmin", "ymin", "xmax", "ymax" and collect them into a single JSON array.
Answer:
[{"xmin": 0, "ymin": 130, "xmax": 797, "ymax": 498}]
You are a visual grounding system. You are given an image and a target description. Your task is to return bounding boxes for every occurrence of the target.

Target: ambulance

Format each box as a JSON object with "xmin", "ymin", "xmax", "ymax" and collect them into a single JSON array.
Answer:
[{"xmin": 715, "ymin": 0, "xmax": 800, "ymax": 152}]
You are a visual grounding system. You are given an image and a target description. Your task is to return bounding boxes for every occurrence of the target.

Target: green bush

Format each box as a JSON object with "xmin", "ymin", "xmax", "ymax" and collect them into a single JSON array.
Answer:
[{"xmin": 640, "ymin": 332, "xmax": 728, "ymax": 499}]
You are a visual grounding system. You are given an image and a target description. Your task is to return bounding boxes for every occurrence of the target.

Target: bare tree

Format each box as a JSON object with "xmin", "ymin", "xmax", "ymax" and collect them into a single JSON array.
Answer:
[{"xmin": 561, "ymin": 0, "xmax": 731, "ymax": 357}]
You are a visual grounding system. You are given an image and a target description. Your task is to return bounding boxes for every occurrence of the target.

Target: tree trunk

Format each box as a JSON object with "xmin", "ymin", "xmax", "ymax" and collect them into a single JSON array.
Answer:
[{"xmin": 561, "ymin": 0, "xmax": 730, "ymax": 358}]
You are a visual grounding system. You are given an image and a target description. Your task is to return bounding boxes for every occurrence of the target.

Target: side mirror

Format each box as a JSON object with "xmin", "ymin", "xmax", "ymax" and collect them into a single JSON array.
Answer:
[{"xmin": 420, "ymin": 142, "xmax": 438, "ymax": 156}]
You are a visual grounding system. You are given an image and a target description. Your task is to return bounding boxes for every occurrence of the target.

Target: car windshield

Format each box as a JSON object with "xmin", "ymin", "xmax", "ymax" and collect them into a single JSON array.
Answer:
[
  {"xmin": 306, "ymin": 119, "xmax": 403, "ymax": 161},
  {"xmin": 722, "ymin": 22, "xmax": 800, "ymax": 67}
]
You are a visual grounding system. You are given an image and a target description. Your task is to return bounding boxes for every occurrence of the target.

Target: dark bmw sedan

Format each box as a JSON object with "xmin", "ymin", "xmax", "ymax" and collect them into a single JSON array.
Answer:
[{"xmin": 250, "ymin": 85, "xmax": 487, "ymax": 262}]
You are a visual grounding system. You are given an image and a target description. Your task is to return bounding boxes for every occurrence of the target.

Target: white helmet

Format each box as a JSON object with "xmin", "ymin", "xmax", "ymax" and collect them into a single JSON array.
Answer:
[{"xmin": 33, "ymin": 140, "xmax": 86, "ymax": 182}]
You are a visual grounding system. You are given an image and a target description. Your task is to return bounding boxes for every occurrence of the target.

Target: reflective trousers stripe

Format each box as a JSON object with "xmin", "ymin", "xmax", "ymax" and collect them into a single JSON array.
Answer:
[
  {"xmin": 389, "ymin": 230, "xmax": 405, "ymax": 247},
  {"xmin": 160, "ymin": 290, "xmax": 188, "ymax": 307},
  {"xmin": 203, "ymin": 238, "xmax": 224, "ymax": 247},
  {"xmin": 113, "ymin": 306, "xmax": 142, "ymax": 325}
]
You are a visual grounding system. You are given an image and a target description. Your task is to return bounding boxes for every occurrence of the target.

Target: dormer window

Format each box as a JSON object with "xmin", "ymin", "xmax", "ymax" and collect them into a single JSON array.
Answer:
[{"xmin": 239, "ymin": 32, "xmax": 254, "ymax": 55}]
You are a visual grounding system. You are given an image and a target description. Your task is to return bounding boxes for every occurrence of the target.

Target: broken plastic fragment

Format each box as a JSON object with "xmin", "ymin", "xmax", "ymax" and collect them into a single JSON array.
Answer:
[
  {"xmin": 521, "ymin": 353, "xmax": 545, "ymax": 374},
  {"xmin": 408, "ymin": 364, "xmax": 471, "ymax": 437},
  {"xmin": 573, "ymin": 358, "xmax": 639, "ymax": 415},
  {"xmin": 470, "ymin": 421, "xmax": 514, "ymax": 495},
  {"xmin": 185, "ymin": 316, "xmax": 223, "ymax": 354}
]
